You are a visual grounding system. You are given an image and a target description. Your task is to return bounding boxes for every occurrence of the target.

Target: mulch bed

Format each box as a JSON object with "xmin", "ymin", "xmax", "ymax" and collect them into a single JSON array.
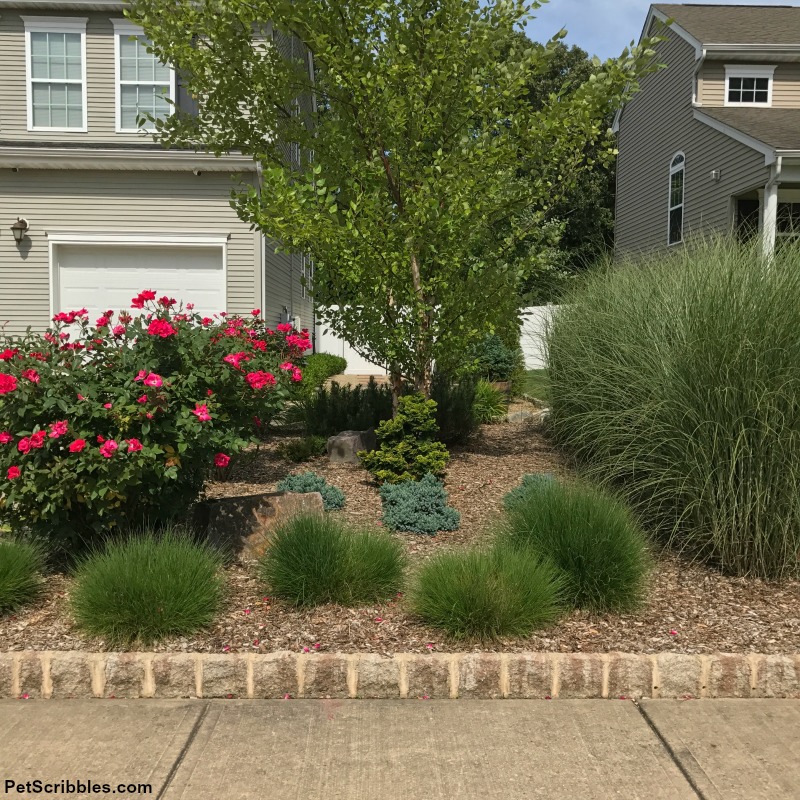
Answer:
[{"xmin": 2, "ymin": 407, "xmax": 799, "ymax": 655}]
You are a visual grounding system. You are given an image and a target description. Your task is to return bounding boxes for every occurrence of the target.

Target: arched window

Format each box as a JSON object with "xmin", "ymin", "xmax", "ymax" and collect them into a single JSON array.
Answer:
[{"xmin": 668, "ymin": 153, "xmax": 685, "ymax": 245}]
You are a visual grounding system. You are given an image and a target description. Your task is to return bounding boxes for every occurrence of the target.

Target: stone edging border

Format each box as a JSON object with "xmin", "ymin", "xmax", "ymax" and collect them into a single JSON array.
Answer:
[{"xmin": 1, "ymin": 651, "xmax": 798, "ymax": 700}]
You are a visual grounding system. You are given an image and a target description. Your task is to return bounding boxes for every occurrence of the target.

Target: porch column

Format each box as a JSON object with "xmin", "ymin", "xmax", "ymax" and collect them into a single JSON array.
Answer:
[{"xmin": 762, "ymin": 181, "xmax": 779, "ymax": 258}]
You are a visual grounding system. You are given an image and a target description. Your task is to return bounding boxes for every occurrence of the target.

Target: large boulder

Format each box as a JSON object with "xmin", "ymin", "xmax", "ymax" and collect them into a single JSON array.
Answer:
[
  {"xmin": 326, "ymin": 429, "xmax": 377, "ymax": 464},
  {"xmin": 200, "ymin": 491, "xmax": 324, "ymax": 560}
]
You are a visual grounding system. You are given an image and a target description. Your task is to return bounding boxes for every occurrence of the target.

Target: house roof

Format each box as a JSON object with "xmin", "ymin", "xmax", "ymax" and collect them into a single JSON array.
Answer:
[
  {"xmin": 653, "ymin": 4, "xmax": 800, "ymax": 45},
  {"xmin": 699, "ymin": 107, "xmax": 800, "ymax": 150}
]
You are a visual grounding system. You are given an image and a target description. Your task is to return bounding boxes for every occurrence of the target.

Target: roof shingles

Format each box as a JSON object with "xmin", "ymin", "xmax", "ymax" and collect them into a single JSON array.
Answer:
[
  {"xmin": 654, "ymin": 4, "xmax": 800, "ymax": 44},
  {"xmin": 699, "ymin": 107, "xmax": 800, "ymax": 150}
]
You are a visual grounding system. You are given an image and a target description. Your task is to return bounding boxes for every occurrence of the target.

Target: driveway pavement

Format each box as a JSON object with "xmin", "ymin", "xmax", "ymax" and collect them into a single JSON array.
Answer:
[{"xmin": 1, "ymin": 699, "xmax": 798, "ymax": 799}]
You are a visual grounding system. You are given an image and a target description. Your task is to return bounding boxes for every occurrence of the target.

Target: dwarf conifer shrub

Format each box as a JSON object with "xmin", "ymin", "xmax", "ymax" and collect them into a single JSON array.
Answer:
[
  {"xmin": 0, "ymin": 538, "xmax": 44, "ymax": 613},
  {"xmin": 259, "ymin": 514, "xmax": 405, "ymax": 606},
  {"xmin": 547, "ymin": 238, "xmax": 800, "ymax": 578},
  {"xmin": 500, "ymin": 480, "xmax": 650, "ymax": 612},
  {"xmin": 293, "ymin": 353, "xmax": 347, "ymax": 398},
  {"xmin": 360, "ymin": 394, "xmax": 450, "ymax": 484},
  {"xmin": 70, "ymin": 527, "xmax": 224, "ymax": 645},
  {"xmin": 430, "ymin": 372, "xmax": 478, "ymax": 445},
  {"xmin": 380, "ymin": 473, "xmax": 460, "ymax": 535},
  {"xmin": 409, "ymin": 543, "xmax": 563, "ymax": 639},
  {"xmin": 277, "ymin": 471, "xmax": 345, "ymax": 510}
]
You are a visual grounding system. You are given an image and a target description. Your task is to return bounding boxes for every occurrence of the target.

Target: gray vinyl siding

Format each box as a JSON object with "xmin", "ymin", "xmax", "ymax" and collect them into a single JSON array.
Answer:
[
  {"xmin": 0, "ymin": 169, "xmax": 260, "ymax": 334},
  {"xmin": 699, "ymin": 61, "xmax": 800, "ymax": 108},
  {"xmin": 615, "ymin": 26, "xmax": 770, "ymax": 255},
  {"xmin": 263, "ymin": 241, "xmax": 315, "ymax": 331},
  {"xmin": 0, "ymin": 10, "xmax": 189, "ymax": 143}
]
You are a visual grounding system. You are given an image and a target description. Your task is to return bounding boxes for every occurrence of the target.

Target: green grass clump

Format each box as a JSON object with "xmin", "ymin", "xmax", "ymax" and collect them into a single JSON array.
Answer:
[
  {"xmin": 409, "ymin": 543, "xmax": 563, "ymax": 639},
  {"xmin": 473, "ymin": 379, "xmax": 508, "ymax": 424},
  {"xmin": 500, "ymin": 480, "xmax": 650, "ymax": 612},
  {"xmin": 503, "ymin": 473, "xmax": 556, "ymax": 511},
  {"xmin": 70, "ymin": 528, "xmax": 224, "ymax": 645},
  {"xmin": 277, "ymin": 471, "xmax": 345, "ymax": 510},
  {"xmin": 276, "ymin": 436, "xmax": 328, "ymax": 463},
  {"xmin": 0, "ymin": 538, "xmax": 44, "ymax": 613},
  {"xmin": 547, "ymin": 237, "xmax": 800, "ymax": 578},
  {"xmin": 260, "ymin": 514, "xmax": 405, "ymax": 606}
]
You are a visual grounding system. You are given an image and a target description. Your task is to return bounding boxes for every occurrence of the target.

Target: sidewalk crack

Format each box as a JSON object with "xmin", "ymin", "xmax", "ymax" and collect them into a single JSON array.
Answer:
[{"xmin": 156, "ymin": 701, "xmax": 211, "ymax": 800}]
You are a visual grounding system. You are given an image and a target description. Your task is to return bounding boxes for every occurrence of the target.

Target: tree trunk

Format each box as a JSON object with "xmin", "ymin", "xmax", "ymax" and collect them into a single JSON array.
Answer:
[
  {"xmin": 389, "ymin": 366, "xmax": 404, "ymax": 413},
  {"xmin": 409, "ymin": 250, "xmax": 433, "ymax": 399}
]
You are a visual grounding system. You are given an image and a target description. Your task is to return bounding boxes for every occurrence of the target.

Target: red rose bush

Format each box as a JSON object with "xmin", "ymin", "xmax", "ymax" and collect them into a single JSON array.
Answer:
[{"xmin": 0, "ymin": 293, "xmax": 310, "ymax": 548}]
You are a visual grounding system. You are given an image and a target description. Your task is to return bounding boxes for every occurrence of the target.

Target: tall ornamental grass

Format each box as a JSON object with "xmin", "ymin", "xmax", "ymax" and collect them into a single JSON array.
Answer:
[{"xmin": 546, "ymin": 238, "xmax": 800, "ymax": 578}]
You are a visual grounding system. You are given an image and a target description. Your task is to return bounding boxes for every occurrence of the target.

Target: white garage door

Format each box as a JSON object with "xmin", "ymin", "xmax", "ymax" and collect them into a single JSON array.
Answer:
[{"xmin": 55, "ymin": 243, "xmax": 226, "ymax": 321}]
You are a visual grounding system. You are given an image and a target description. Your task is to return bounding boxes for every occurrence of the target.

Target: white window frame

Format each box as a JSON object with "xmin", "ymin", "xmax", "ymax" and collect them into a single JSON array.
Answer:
[
  {"xmin": 668, "ymin": 152, "xmax": 685, "ymax": 247},
  {"xmin": 23, "ymin": 16, "xmax": 88, "ymax": 133},
  {"xmin": 724, "ymin": 65, "xmax": 775, "ymax": 108},
  {"xmin": 111, "ymin": 19, "xmax": 176, "ymax": 134}
]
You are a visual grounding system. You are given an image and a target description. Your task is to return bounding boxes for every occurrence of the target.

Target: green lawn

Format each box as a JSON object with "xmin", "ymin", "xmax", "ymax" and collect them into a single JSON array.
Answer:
[{"xmin": 522, "ymin": 369, "xmax": 549, "ymax": 403}]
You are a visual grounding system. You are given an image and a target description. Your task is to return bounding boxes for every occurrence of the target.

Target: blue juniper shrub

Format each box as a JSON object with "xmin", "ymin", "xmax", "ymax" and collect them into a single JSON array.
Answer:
[
  {"xmin": 277, "ymin": 471, "xmax": 345, "ymax": 510},
  {"xmin": 379, "ymin": 473, "xmax": 460, "ymax": 535}
]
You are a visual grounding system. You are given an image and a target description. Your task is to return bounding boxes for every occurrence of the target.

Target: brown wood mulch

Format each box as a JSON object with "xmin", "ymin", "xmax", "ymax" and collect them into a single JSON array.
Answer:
[{"xmin": 2, "ymin": 408, "xmax": 799, "ymax": 655}]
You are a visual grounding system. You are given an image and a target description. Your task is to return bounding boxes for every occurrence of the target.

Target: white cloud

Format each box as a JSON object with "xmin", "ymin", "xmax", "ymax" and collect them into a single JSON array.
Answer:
[{"xmin": 526, "ymin": 0, "xmax": 798, "ymax": 59}]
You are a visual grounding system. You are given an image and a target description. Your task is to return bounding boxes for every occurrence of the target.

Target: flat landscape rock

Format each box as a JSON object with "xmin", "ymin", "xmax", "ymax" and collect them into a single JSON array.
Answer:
[
  {"xmin": 327, "ymin": 429, "xmax": 377, "ymax": 464},
  {"xmin": 202, "ymin": 491, "xmax": 324, "ymax": 559}
]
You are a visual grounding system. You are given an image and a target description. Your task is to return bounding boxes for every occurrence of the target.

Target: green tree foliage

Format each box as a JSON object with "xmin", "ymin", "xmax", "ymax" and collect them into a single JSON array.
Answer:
[{"xmin": 129, "ymin": 0, "xmax": 657, "ymax": 396}]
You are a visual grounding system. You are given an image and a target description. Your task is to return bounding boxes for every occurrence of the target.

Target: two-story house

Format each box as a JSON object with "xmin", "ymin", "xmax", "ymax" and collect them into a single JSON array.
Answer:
[
  {"xmin": 0, "ymin": 1, "xmax": 315, "ymax": 335},
  {"xmin": 615, "ymin": 3, "xmax": 800, "ymax": 257}
]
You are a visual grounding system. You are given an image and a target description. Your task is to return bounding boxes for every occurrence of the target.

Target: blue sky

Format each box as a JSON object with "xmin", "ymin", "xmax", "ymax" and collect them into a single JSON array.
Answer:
[{"xmin": 525, "ymin": 0, "xmax": 797, "ymax": 60}]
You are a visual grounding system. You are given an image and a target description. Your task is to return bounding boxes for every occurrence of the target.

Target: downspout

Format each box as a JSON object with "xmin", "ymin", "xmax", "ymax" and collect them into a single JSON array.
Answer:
[
  {"xmin": 691, "ymin": 48, "xmax": 706, "ymax": 106},
  {"xmin": 255, "ymin": 159, "xmax": 267, "ymax": 318}
]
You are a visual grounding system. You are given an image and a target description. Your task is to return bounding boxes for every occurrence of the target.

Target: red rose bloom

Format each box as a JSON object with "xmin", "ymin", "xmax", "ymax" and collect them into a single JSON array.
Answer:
[
  {"xmin": 147, "ymin": 319, "xmax": 177, "ymax": 338},
  {"xmin": 69, "ymin": 439, "xmax": 86, "ymax": 453},
  {"xmin": 214, "ymin": 453, "xmax": 230, "ymax": 468},
  {"xmin": 6, "ymin": 466, "xmax": 20, "ymax": 480}
]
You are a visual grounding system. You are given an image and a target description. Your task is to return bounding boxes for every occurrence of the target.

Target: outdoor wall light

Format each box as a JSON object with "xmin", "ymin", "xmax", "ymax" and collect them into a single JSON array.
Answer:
[
  {"xmin": 10, "ymin": 217, "xmax": 29, "ymax": 244},
  {"xmin": 711, "ymin": 169, "xmax": 722, "ymax": 182}
]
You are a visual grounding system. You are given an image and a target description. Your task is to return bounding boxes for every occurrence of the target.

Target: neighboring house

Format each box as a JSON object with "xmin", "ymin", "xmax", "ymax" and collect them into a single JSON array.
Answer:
[
  {"xmin": 0, "ymin": 2, "xmax": 315, "ymax": 335},
  {"xmin": 614, "ymin": 3, "xmax": 800, "ymax": 257}
]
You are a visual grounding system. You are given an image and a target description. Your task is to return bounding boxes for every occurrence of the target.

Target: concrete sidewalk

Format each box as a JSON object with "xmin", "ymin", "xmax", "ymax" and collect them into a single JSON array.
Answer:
[{"xmin": 1, "ymin": 700, "xmax": 798, "ymax": 799}]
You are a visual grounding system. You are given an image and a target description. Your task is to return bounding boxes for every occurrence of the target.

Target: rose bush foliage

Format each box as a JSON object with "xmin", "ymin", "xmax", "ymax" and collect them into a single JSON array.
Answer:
[{"xmin": 0, "ymin": 293, "xmax": 310, "ymax": 548}]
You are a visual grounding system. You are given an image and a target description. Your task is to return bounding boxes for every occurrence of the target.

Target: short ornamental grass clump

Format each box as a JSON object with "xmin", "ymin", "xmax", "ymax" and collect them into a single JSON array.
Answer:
[
  {"xmin": 502, "ymin": 473, "xmax": 556, "ymax": 512},
  {"xmin": 70, "ymin": 528, "xmax": 225, "ymax": 646},
  {"xmin": 277, "ymin": 471, "xmax": 345, "ymax": 510},
  {"xmin": 409, "ymin": 543, "xmax": 563, "ymax": 639},
  {"xmin": 259, "ymin": 514, "xmax": 405, "ymax": 607},
  {"xmin": 380, "ymin": 473, "xmax": 460, "ymax": 535},
  {"xmin": 472, "ymin": 379, "xmax": 507, "ymax": 424},
  {"xmin": 547, "ymin": 238, "xmax": 800, "ymax": 579},
  {"xmin": 499, "ymin": 480, "xmax": 650, "ymax": 612},
  {"xmin": 0, "ymin": 538, "xmax": 44, "ymax": 613}
]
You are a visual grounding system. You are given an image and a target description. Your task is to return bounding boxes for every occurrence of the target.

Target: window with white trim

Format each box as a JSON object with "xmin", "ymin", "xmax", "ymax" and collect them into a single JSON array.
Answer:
[
  {"xmin": 23, "ymin": 17, "xmax": 87, "ymax": 132},
  {"xmin": 668, "ymin": 153, "xmax": 685, "ymax": 246},
  {"xmin": 725, "ymin": 65, "xmax": 775, "ymax": 107},
  {"xmin": 112, "ymin": 20, "xmax": 174, "ymax": 132}
]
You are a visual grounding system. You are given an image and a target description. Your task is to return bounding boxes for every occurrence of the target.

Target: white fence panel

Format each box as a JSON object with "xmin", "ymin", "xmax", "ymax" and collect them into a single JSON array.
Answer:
[
  {"xmin": 316, "ymin": 305, "xmax": 559, "ymax": 374},
  {"xmin": 315, "ymin": 320, "xmax": 387, "ymax": 375},
  {"xmin": 520, "ymin": 305, "xmax": 559, "ymax": 370}
]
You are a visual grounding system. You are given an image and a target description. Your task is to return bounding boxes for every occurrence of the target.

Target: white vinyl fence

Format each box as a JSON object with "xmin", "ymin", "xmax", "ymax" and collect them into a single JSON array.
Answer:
[
  {"xmin": 520, "ymin": 305, "xmax": 559, "ymax": 370},
  {"xmin": 314, "ymin": 305, "xmax": 560, "ymax": 374}
]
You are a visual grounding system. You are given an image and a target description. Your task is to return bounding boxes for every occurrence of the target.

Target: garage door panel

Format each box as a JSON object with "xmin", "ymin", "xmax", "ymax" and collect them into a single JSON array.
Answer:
[{"xmin": 56, "ymin": 244, "xmax": 225, "ymax": 321}]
